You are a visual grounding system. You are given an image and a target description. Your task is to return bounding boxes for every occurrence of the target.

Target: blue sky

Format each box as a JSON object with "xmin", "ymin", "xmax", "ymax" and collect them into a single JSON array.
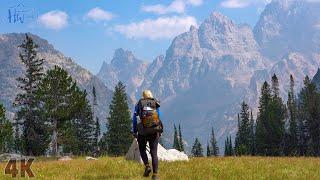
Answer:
[{"xmin": 0, "ymin": 0, "xmax": 271, "ymax": 74}]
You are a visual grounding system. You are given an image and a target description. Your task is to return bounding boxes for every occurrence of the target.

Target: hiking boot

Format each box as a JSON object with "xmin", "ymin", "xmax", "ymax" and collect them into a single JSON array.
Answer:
[
  {"xmin": 143, "ymin": 165, "xmax": 152, "ymax": 177},
  {"xmin": 151, "ymin": 173, "xmax": 159, "ymax": 180}
]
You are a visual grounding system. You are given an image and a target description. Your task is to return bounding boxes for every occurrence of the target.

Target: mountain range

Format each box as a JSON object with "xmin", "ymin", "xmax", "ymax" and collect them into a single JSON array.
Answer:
[
  {"xmin": 97, "ymin": 0, "xmax": 320, "ymax": 149},
  {"xmin": 1, "ymin": 0, "xmax": 320, "ymax": 151}
]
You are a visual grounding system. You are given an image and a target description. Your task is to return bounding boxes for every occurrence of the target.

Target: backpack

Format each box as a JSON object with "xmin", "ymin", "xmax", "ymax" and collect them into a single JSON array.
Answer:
[{"xmin": 138, "ymin": 98, "xmax": 160, "ymax": 128}]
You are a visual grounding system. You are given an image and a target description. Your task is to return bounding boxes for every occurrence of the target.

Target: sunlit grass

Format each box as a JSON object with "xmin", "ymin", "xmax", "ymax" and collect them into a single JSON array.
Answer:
[{"xmin": 1, "ymin": 156, "xmax": 320, "ymax": 179}]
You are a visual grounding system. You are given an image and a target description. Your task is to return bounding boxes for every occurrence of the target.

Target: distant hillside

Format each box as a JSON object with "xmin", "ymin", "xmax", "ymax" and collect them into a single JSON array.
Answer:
[{"xmin": 0, "ymin": 33, "xmax": 113, "ymax": 130}]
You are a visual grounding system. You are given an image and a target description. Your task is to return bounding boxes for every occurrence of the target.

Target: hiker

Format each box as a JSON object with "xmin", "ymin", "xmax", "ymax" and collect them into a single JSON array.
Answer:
[{"xmin": 132, "ymin": 90, "xmax": 163, "ymax": 180}]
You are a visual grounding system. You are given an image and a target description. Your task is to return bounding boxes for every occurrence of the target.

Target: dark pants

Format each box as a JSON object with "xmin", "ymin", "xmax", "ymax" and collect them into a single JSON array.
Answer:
[{"xmin": 137, "ymin": 133, "xmax": 159, "ymax": 173}]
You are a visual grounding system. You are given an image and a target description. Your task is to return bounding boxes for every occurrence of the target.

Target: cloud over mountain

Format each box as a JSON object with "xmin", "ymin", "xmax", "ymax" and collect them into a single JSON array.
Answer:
[
  {"xmin": 86, "ymin": 7, "xmax": 114, "ymax": 22},
  {"xmin": 114, "ymin": 16, "xmax": 197, "ymax": 40},
  {"xmin": 38, "ymin": 10, "xmax": 68, "ymax": 30},
  {"xmin": 141, "ymin": 0, "xmax": 203, "ymax": 15}
]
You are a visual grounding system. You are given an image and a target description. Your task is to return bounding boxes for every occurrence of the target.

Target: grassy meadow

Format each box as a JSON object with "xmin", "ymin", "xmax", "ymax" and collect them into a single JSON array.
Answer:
[{"xmin": 0, "ymin": 156, "xmax": 320, "ymax": 179}]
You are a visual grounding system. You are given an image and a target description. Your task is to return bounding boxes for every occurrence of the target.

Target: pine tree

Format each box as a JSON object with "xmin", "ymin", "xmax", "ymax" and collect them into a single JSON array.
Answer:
[
  {"xmin": 297, "ymin": 76, "xmax": 320, "ymax": 156},
  {"xmin": 95, "ymin": 117, "xmax": 101, "ymax": 146},
  {"xmin": 191, "ymin": 138, "xmax": 203, "ymax": 157},
  {"xmin": 37, "ymin": 66, "xmax": 76, "ymax": 156},
  {"xmin": 0, "ymin": 103, "xmax": 14, "ymax": 153},
  {"xmin": 104, "ymin": 82, "xmax": 132, "ymax": 156},
  {"xmin": 206, "ymin": 142, "xmax": 211, "ymax": 157},
  {"xmin": 256, "ymin": 75, "xmax": 286, "ymax": 156},
  {"xmin": 234, "ymin": 114, "xmax": 240, "ymax": 153},
  {"xmin": 210, "ymin": 127, "xmax": 219, "ymax": 156},
  {"xmin": 287, "ymin": 75, "xmax": 298, "ymax": 155},
  {"xmin": 224, "ymin": 138, "xmax": 228, "ymax": 156},
  {"xmin": 14, "ymin": 34, "xmax": 50, "ymax": 156},
  {"xmin": 249, "ymin": 111, "xmax": 255, "ymax": 155},
  {"xmin": 70, "ymin": 89, "xmax": 96, "ymax": 155},
  {"xmin": 92, "ymin": 86, "xmax": 100, "ymax": 147},
  {"xmin": 173, "ymin": 124, "xmax": 180, "ymax": 150},
  {"xmin": 256, "ymin": 81, "xmax": 272, "ymax": 155},
  {"xmin": 235, "ymin": 101, "xmax": 251, "ymax": 155},
  {"xmin": 224, "ymin": 136, "xmax": 233, "ymax": 156},
  {"xmin": 228, "ymin": 136, "xmax": 233, "ymax": 156},
  {"xmin": 270, "ymin": 74, "xmax": 286, "ymax": 155},
  {"xmin": 178, "ymin": 124, "xmax": 184, "ymax": 152}
]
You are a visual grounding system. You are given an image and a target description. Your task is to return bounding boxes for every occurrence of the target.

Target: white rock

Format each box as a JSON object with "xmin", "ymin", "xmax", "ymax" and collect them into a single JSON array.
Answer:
[
  {"xmin": 125, "ymin": 139, "xmax": 189, "ymax": 163},
  {"xmin": 86, "ymin": 156, "xmax": 98, "ymax": 160},
  {"xmin": 58, "ymin": 156, "xmax": 72, "ymax": 161}
]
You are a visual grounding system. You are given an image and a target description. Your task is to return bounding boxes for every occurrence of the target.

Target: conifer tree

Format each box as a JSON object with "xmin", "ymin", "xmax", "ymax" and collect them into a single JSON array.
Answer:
[
  {"xmin": 95, "ymin": 117, "xmax": 100, "ymax": 146},
  {"xmin": 173, "ymin": 124, "xmax": 179, "ymax": 150},
  {"xmin": 234, "ymin": 114, "xmax": 240, "ymax": 152},
  {"xmin": 0, "ymin": 103, "xmax": 14, "ymax": 153},
  {"xmin": 178, "ymin": 124, "xmax": 184, "ymax": 152},
  {"xmin": 14, "ymin": 34, "xmax": 50, "ymax": 156},
  {"xmin": 270, "ymin": 74, "xmax": 286, "ymax": 155},
  {"xmin": 235, "ymin": 102, "xmax": 251, "ymax": 155},
  {"xmin": 69, "ymin": 89, "xmax": 96, "ymax": 155},
  {"xmin": 224, "ymin": 136, "xmax": 233, "ymax": 156},
  {"xmin": 256, "ymin": 81, "xmax": 271, "ymax": 155},
  {"xmin": 249, "ymin": 111, "xmax": 255, "ymax": 155},
  {"xmin": 210, "ymin": 127, "xmax": 219, "ymax": 156},
  {"xmin": 287, "ymin": 75, "xmax": 298, "ymax": 155},
  {"xmin": 224, "ymin": 137, "xmax": 230, "ymax": 156},
  {"xmin": 38, "ymin": 66, "xmax": 76, "ymax": 156},
  {"xmin": 297, "ymin": 76, "xmax": 320, "ymax": 156},
  {"xmin": 104, "ymin": 82, "xmax": 132, "ymax": 156},
  {"xmin": 92, "ymin": 86, "xmax": 100, "ymax": 147},
  {"xmin": 206, "ymin": 142, "xmax": 211, "ymax": 157},
  {"xmin": 228, "ymin": 136, "xmax": 233, "ymax": 156},
  {"xmin": 191, "ymin": 138, "xmax": 203, "ymax": 157}
]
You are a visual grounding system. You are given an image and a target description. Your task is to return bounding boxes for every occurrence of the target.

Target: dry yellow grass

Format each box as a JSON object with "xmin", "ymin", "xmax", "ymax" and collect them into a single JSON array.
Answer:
[{"xmin": 1, "ymin": 156, "xmax": 320, "ymax": 179}]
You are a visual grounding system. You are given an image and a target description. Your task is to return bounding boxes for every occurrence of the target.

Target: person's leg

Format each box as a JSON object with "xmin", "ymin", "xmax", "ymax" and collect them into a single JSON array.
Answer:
[
  {"xmin": 138, "ymin": 134, "xmax": 152, "ymax": 177},
  {"xmin": 148, "ymin": 133, "xmax": 159, "ymax": 174},
  {"xmin": 137, "ymin": 134, "xmax": 148, "ymax": 165}
]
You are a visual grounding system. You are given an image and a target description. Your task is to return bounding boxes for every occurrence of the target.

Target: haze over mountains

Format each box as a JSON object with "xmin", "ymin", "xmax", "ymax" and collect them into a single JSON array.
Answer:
[
  {"xmin": 97, "ymin": 0, "xmax": 320, "ymax": 148},
  {"xmin": 1, "ymin": 0, "xmax": 320, "ymax": 151}
]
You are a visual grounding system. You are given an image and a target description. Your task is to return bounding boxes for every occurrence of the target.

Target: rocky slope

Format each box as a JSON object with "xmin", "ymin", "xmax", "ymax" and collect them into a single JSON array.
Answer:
[{"xmin": 0, "ymin": 33, "xmax": 112, "ymax": 130}]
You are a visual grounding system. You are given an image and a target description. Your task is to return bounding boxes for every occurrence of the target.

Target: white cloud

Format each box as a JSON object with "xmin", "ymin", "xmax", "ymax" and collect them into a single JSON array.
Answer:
[
  {"xmin": 86, "ymin": 7, "xmax": 114, "ymax": 22},
  {"xmin": 114, "ymin": 16, "xmax": 197, "ymax": 40},
  {"xmin": 38, "ymin": 10, "xmax": 68, "ymax": 30},
  {"xmin": 221, "ymin": 0, "xmax": 271, "ymax": 8},
  {"xmin": 142, "ymin": 0, "xmax": 203, "ymax": 15}
]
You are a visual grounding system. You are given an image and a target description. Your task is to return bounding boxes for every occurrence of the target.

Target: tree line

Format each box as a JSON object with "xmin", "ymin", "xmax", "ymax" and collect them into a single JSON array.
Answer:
[{"xmin": 230, "ymin": 74, "xmax": 320, "ymax": 156}]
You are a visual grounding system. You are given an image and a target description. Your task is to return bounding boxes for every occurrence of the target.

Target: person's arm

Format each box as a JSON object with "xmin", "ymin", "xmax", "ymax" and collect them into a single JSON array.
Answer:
[
  {"xmin": 157, "ymin": 108, "xmax": 163, "ymax": 131},
  {"xmin": 156, "ymin": 108, "xmax": 162, "ymax": 121},
  {"xmin": 132, "ymin": 104, "xmax": 139, "ymax": 134}
]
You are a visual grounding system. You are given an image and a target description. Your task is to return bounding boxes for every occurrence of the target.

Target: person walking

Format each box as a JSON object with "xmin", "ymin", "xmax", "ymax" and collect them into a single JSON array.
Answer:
[{"xmin": 132, "ymin": 90, "xmax": 163, "ymax": 180}]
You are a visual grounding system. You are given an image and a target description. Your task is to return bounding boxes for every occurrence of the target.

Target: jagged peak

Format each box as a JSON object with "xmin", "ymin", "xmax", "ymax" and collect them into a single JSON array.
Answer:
[
  {"xmin": 208, "ymin": 11, "xmax": 233, "ymax": 24},
  {"xmin": 111, "ymin": 48, "xmax": 136, "ymax": 66}
]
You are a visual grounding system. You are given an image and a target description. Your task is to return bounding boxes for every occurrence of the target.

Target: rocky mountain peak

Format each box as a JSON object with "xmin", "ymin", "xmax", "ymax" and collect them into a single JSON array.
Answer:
[
  {"xmin": 254, "ymin": 0, "xmax": 320, "ymax": 60},
  {"xmin": 111, "ymin": 48, "xmax": 138, "ymax": 67}
]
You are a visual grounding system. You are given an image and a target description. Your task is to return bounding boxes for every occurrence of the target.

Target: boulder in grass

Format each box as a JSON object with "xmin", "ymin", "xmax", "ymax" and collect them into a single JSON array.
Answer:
[
  {"xmin": 58, "ymin": 156, "xmax": 72, "ymax": 161},
  {"xmin": 125, "ymin": 139, "xmax": 189, "ymax": 163},
  {"xmin": 86, "ymin": 156, "xmax": 98, "ymax": 160}
]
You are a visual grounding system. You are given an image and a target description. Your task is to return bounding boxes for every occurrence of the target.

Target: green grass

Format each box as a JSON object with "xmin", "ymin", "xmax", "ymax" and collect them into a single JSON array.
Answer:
[{"xmin": 1, "ymin": 156, "xmax": 320, "ymax": 179}]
